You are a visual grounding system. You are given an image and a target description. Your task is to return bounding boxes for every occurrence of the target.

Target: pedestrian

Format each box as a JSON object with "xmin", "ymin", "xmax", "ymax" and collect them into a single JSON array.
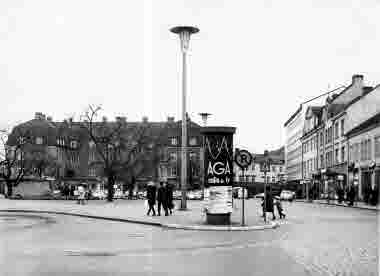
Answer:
[
  {"xmin": 348, "ymin": 185, "xmax": 355, "ymax": 206},
  {"xmin": 129, "ymin": 176, "xmax": 136, "ymax": 200},
  {"xmin": 70, "ymin": 185, "xmax": 75, "ymax": 199},
  {"xmin": 157, "ymin": 182, "xmax": 168, "ymax": 216},
  {"xmin": 166, "ymin": 182, "xmax": 174, "ymax": 215},
  {"xmin": 275, "ymin": 197, "xmax": 286, "ymax": 219},
  {"xmin": 77, "ymin": 184, "xmax": 86, "ymax": 205},
  {"xmin": 146, "ymin": 180, "xmax": 157, "ymax": 216},
  {"xmin": 263, "ymin": 190, "xmax": 276, "ymax": 220}
]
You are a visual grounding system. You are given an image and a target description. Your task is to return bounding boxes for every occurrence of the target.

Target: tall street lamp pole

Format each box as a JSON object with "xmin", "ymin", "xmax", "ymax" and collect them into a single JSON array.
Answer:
[
  {"xmin": 170, "ymin": 26, "xmax": 199, "ymax": 210},
  {"xmin": 198, "ymin": 113, "xmax": 211, "ymax": 200}
]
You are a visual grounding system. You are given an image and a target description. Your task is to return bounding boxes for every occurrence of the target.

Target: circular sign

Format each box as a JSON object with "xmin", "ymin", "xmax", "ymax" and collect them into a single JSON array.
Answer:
[{"xmin": 235, "ymin": 149, "xmax": 253, "ymax": 169}]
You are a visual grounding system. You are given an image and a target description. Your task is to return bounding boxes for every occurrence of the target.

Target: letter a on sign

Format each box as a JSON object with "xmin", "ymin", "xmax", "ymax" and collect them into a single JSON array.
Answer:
[{"xmin": 225, "ymin": 162, "xmax": 231, "ymax": 174}]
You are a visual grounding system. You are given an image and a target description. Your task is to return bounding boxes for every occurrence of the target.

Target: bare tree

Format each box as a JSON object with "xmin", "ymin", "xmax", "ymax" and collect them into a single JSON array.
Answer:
[
  {"xmin": 0, "ymin": 129, "xmax": 33, "ymax": 197},
  {"xmin": 80, "ymin": 105, "xmax": 168, "ymax": 202}
]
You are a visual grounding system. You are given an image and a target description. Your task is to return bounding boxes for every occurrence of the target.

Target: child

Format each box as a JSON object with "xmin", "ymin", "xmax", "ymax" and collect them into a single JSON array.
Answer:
[{"xmin": 275, "ymin": 198, "xmax": 286, "ymax": 219}]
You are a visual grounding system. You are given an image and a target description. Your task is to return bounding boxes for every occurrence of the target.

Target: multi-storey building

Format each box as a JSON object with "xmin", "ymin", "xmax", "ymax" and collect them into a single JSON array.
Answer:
[
  {"xmin": 284, "ymin": 105, "xmax": 307, "ymax": 187},
  {"xmin": 299, "ymin": 74, "xmax": 378, "ymax": 200},
  {"xmin": 300, "ymin": 106, "xmax": 324, "ymax": 198},
  {"xmin": 346, "ymin": 84, "xmax": 380, "ymax": 202},
  {"xmin": 6, "ymin": 112, "xmax": 203, "ymax": 191}
]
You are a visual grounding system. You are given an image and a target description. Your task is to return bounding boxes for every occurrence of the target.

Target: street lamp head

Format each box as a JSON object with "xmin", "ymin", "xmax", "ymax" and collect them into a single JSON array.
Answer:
[
  {"xmin": 170, "ymin": 26, "xmax": 199, "ymax": 53},
  {"xmin": 198, "ymin": 112, "xmax": 212, "ymax": 126}
]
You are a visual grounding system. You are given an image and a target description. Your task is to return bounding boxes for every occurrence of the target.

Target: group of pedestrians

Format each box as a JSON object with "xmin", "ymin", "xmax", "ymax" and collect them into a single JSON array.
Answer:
[
  {"xmin": 146, "ymin": 180, "xmax": 174, "ymax": 216},
  {"xmin": 261, "ymin": 191, "xmax": 286, "ymax": 220}
]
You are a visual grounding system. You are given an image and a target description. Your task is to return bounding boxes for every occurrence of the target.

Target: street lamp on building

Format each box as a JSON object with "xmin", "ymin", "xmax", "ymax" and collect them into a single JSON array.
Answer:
[
  {"xmin": 170, "ymin": 26, "xmax": 199, "ymax": 210},
  {"xmin": 198, "ymin": 113, "xmax": 212, "ymax": 127}
]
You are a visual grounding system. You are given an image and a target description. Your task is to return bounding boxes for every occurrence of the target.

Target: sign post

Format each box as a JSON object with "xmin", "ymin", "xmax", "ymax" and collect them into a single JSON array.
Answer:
[
  {"xmin": 235, "ymin": 149, "xmax": 253, "ymax": 226},
  {"xmin": 261, "ymin": 150, "xmax": 271, "ymax": 223}
]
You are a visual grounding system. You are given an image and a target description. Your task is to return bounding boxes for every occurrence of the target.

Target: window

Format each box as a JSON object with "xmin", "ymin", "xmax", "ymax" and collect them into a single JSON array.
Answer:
[
  {"xmin": 361, "ymin": 141, "xmax": 365, "ymax": 161},
  {"xmin": 320, "ymin": 154, "xmax": 324, "ymax": 168},
  {"xmin": 169, "ymin": 166, "xmax": 177, "ymax": 177},
  {"xmin": 375, "ymin": 136, "xmax": 380, "ymax": 158},
  {"xmin": 341, "ymin": 119, "xmax": 345, "ymax": 136},
  {"xmin": 320, "ymin": 133, "xmax": 323, "ymax": 146},
  {"xmin": 279, "ymin": 166, "xmax": 282, "ymax": 172},
  {"xmin": 189, "ymin": 137, "xmax": 197, "ymax": 146},
  {"xmin": 169, "ymin": 152, "xmax": 177, "ymax": 162},
  {"xmin": 170, "ymin": 137, "xmax": 178, "ymax": 146},
  {"xmin": 189, "ymin": 152, "xmax": 197, "ymax": 161},
  {"xmin": 335, "ymin": 148, "xmax": 339, "ymax": 164},
  {"xmin": 367, "ymin": 139, "xmax": 372, "ymax": 160},
  {"xmin": 70, "ymin": 140, "xmax": 78, "ymax": 149},
  {"xmin": 36, "ymin": 137, "xmax": 43, "ymax": 145},
  {"xmin": 341, "ymin": 146, "xmax": 345, "ymax": 162},
  {"xmin": 335, "ymin": 122, "xmax": 339, "ymax": 139},
  {"xmin": 271, "ymin": 166, "xmax": 275, "ymax": 172}
]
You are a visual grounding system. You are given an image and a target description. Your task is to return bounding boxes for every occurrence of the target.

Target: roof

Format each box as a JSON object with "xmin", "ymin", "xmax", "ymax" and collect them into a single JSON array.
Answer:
[
  {"xmin": 345, "ymin": 112, "xmax": 380, "ymax": 138},
  {"xmin": 284, "ymin": 105, "xmax": 302, "ymax": 127}
]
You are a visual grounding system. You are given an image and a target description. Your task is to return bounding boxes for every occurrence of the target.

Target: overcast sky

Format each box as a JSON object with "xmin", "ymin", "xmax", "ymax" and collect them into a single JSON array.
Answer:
[{"xmin": 1, "ymin": 0, "xmax": 379, "ymax": 153}]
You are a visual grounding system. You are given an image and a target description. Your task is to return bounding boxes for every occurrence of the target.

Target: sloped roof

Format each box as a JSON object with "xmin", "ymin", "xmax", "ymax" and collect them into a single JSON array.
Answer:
[{"xmin": 345, "ymin": 112, "xmax": 380, "ymax": 138}]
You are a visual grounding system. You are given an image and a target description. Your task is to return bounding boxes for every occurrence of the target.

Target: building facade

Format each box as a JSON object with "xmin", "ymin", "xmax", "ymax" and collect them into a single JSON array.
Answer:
[
  {"xmin": 346, "ymin": 85, "xmax": 380, "ymax": 203},
  {"xmin": 284, "ymin": 105, "xmax": 306, "ymax": 186},
  {"xmin": 299, "ymin": 75, "xmax": 379, "ymax": 201},
  {"xmin": 6, "ymin": 113, "xmax": 203, "ymax": 191}
]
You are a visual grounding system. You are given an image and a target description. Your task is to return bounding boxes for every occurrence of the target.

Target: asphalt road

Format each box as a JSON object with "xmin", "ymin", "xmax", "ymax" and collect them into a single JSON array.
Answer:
[{"xmin": 0, "ymin": 200, "xmax": 378, "ymax": 276}]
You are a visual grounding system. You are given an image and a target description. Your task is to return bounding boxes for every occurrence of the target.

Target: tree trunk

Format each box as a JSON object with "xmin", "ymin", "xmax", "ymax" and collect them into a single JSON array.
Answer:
[{"xmin": 107, "ymin": 175, "xmax": 115, "ymax": 202}]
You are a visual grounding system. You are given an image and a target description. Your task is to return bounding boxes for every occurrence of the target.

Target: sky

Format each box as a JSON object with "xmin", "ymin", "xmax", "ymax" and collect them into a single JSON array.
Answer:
[{"xmin": 0, "ymin": 0, "xmax": 379, "ymax": 154}]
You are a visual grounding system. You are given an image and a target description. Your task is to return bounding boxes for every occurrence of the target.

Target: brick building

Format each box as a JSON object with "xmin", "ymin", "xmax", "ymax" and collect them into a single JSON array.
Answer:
[{"xmin": 6, "ymin": 113, "xmax": 203, "ymax": 191}]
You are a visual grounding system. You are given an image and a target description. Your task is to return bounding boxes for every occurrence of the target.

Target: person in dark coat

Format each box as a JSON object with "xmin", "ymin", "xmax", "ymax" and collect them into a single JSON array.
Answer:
[
  {"xmin": 348, "ymin": 185, "xmax": 355, "ymax": 206},
  {"xmin": 146, "ymin": 181, "xmax": 157, "ymax": 216},
  {"xmin": 265, "ymin": 190, "xmax": 276, "ymax": 220},
  {"xmin": 157, "ymin": 182, "xmax": 168, "ymax": 216},
  {"xmin": 166, "ymin": 182, "xmax": 174, "ymax": 215}
]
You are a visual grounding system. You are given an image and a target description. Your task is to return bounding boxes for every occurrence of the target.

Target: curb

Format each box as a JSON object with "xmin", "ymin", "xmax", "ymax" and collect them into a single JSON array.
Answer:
[
  {"xmin": 295, "ymin": 200, "xmax": 379, "ymax": 211},
  {"xmin": 0, "ymin": 208, "xmax": 280, "ymax": 231},
  {"xmin": 161, "ymin": 221, "xmax": 279, "ymax": 231},
  {"xmin": 0, "ymin": 209, "xmax": 162, "ymax": 227}
]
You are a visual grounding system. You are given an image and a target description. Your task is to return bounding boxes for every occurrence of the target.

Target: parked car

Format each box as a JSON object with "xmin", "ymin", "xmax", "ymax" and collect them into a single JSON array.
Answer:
[
  {"xmin": 173, "ymin": 190, "xmax": 182, "ymax": 200},
  {"xmin": 254, "ymin": 193, "xmax": 265, "ymax": 199},
  {"xmin": 113, "ymin": 189, "xmax": 124, "ymax": 199},
  {"xmin": 280, "ymin": 190, "xmax": 295, "ymax": 201},
  {"xmin": 90, "ymin": 189, "xmax": 106, "ymax": 200},
  {"xmin": 280, "ymin": 190, "xmax": 296, "ymax": 201}
]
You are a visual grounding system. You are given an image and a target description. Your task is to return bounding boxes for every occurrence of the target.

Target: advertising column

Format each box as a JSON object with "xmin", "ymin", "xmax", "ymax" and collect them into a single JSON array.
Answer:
[{"xmin": 201, "ymin": 127, "xmax": 235, "ymax": 225}]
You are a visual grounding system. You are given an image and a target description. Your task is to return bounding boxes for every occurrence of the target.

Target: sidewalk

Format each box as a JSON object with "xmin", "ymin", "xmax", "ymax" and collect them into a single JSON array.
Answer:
[
  {"xmin": 0, "ymin": 199, "xmax": 278, "ymax": 231},
  {"xmin": 296, "ymin": 199, "xmax": 380, "ymax": 211}
]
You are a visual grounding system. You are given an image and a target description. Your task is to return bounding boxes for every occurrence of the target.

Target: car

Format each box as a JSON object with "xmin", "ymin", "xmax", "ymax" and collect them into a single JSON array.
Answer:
[
  {"xmin": 173, "ymin": 190, "xmax": 182, "ymax": 200},
  {"xmin": 91, "ymin": 189, "xmax": 106, "ymax": 200},
  {"xmin": 280, "ymin": 190, "xmax": 296, "ymax": 201},
  {"xmin": 113, "ymin": 189, "xmax": 124, "ymax": 199},
  {"xmin": 254, "ymin": 193, "xmax": 265, "ymax": 199}
]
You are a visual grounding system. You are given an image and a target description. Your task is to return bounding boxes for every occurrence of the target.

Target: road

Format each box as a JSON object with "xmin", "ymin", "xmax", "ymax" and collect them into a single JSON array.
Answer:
[{"xmin": 0, "ymin": 200, "xmax": 378, "ymax": 276}]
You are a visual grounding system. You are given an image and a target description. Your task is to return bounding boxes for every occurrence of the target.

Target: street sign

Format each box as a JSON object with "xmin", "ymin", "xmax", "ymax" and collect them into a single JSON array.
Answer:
[{"xmin": 235, "ymin": 149, "xmax": 253, "ymax": 170}]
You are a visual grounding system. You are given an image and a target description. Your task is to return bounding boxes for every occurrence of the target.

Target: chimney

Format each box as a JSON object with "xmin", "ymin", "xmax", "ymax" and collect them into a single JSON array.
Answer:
[
  {"xmin": 102, "ymin": 116, "xmax": 108, "ymax": 123},
  {"xmin": 167, "ymin": 116, "xmax": 175, "ymax": 123},
  {"xmin": 47, "ymin": 116, "xmax": 52, "ymax": 122},
  {"xmin": 35, "ymin": 112, "xmax": 44, "ymax": 120},
  {"xmin": 352, "ymin": 74, "xmax": 364, "ymax": 87},
  {"xmin": 142, "ymin": 116, "xmax": 148, "ymax": 123},
  {"xmin": 116, "ymin": 116, "xmax": 127, "ymax": 124}
]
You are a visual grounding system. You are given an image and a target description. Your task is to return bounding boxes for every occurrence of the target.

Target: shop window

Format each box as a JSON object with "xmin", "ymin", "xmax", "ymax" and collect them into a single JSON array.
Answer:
[
  {"xmin": 170, "ymin": 137, "xmax": 178, "ymax": 146},
  {"xmin": 341, "ymin": 146, "xmax": 345, "ymax": 162}
]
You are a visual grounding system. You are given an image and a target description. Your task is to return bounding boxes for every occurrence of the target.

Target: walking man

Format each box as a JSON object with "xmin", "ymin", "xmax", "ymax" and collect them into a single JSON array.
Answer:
[
  {"xmin": 157, "ymin": 182, "xmax": 168, "ymax": 216},
  {"xmin": 166, "ymin": 182, "xmax": 174, "ymax": 215},
  {"xmin": 146, "ymin": 180, "xmax": 157, "ymax": 216}
]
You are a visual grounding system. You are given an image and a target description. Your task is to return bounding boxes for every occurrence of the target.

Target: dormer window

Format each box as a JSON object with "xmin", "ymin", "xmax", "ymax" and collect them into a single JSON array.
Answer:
[
  {"xmin": 36, "ymin": 137, "xmax": 43, "ymax": 145},
  {"xmin": 189, "ymin": 137, "xmax": 197, "ymax": 146},
  {"xmin": 70, "ymin": 140, "xmax": 78, "ymax": 149}
]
